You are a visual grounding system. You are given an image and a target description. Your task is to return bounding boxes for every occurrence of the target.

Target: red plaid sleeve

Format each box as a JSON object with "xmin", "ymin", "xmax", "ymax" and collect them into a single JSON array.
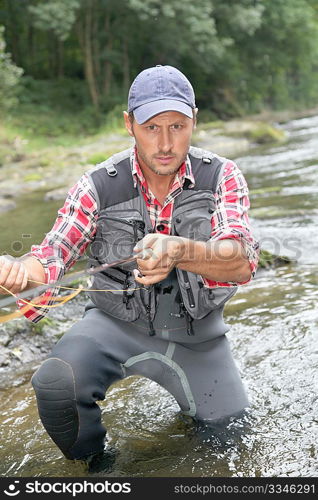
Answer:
[
  {"xmin": 18, "ymin": 174, "xmax": 98, "ymax": 322},
  {"xmin": 203, "ymin": 160, "xmax": 260, "ymax": 288}
]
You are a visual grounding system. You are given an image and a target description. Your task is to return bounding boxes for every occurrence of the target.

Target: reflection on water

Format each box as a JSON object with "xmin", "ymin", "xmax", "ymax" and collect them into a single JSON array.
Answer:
[{"xmin": 0, "ymin": 115, "xmax": 318, "ymax": 477}]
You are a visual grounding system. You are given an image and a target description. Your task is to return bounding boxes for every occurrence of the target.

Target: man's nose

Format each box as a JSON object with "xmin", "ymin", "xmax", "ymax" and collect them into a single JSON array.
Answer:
[{"xmin": 158, "ymin": 128, "xmax": 173, "ymax": 153}]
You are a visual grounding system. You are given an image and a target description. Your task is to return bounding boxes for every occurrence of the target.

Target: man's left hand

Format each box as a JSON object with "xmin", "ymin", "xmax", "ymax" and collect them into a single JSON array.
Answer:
[{"xmin": 133, "ymin": 234, "xmax": 185, "ymax": 286}]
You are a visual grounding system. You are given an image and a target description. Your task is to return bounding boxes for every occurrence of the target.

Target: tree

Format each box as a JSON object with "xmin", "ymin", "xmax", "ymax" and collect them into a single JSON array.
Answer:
[
  {"xmin": 0, "ymin": 25, "xmax": 23, "ymax": 112},
  {"xmin": 1, "ymin": 0, "xmax": 318, "ymax": 117}
]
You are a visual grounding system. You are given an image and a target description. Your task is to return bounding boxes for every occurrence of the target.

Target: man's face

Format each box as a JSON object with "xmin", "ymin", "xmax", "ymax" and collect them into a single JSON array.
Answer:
[{"xmin": 124, "ymin": 110, "xmax": 195, "ymax": 177}]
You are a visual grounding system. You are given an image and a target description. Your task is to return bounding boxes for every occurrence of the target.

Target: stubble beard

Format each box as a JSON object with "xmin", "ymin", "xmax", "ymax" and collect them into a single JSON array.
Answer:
[{"xmin": 137, "ymin": 148, "xmax": 188, "ymax": 176}]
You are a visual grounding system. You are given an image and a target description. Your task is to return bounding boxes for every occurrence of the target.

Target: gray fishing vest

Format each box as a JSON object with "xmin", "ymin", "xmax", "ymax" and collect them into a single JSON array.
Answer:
[{"xmin": 86, "ymin": 146, "xmax": 237, "ymax": 335}]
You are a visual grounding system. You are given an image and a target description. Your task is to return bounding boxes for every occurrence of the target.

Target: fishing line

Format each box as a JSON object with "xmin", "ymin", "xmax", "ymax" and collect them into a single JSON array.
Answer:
[
  {"xmin": 0, "ymin": 252, "xmax": 148, "ymax": 322},
  {"xmin": 0, "ymin": 281, "xmax": 142, "ymax": 310}
]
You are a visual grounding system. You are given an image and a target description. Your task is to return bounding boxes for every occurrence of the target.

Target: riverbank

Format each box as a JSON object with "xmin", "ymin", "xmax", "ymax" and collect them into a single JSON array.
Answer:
[
  {"xmin": 0, "ymin": 290, "xmax": 88, "ymax": 387},
  {"xmin": 2, "ymin": 106, "xmax": 314, "ymax": 208},
  {"xmin": 2, "ymin": 105, "xmax": 318, "ymax": 209}
]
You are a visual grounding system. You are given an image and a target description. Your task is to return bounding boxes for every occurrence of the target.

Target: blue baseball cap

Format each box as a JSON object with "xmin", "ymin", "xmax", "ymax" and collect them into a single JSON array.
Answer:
[{"xmin": 128, "ymin": 65, "xmax": 196, "ymax": 124}]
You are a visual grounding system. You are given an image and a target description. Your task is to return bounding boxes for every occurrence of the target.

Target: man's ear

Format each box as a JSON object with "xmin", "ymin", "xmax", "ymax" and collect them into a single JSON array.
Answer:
[
  {"xmin": 123, "ymin": 111, "xmax": 134, "ymax": 137},
  {"xmin": 193, "ymin": 108, "xmax": 198, "ymax": 129}
]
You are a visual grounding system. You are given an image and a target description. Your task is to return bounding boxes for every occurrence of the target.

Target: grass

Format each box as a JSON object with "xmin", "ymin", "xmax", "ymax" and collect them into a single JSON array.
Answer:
[
  {"xmin": 1, "ymin": 101, "xmax": 127, "ymax": 155},
  {"xmin": 23, "ymin": 172, "xmax": 42, "ymax": 182},
  {"xmin": 258, "ymin": 249, "xmax": 295, "ymax": 268},
  {"xmin": 195, "ymin": 120, "xmax": 224, "ymax": 131},
  {"xmin": 0, "ymin": 101, "xmax": 129, "ymax": 174},
  {"xmin": 246, "ymin": 123, "xmax": 286, "ymax": 144},
  {"xmin": 29, "ymin": 316, "xmax": 56, "ymax": 335}
]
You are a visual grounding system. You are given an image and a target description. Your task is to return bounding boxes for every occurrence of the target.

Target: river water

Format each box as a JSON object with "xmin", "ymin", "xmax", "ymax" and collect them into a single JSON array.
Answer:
[{"xmin": 0, "ymin": 115, "xmax": 317, "ymax": 477}]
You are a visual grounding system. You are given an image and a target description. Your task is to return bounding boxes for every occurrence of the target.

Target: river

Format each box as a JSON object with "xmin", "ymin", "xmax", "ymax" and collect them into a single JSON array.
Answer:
[{"xmin": 0, "ymin": 115, "xmax": 317, "ymax": 477}]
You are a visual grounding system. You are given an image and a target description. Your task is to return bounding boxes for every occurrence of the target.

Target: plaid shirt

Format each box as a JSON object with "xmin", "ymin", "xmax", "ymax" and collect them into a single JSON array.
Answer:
[{"xmin": 19, "ymin": 147, "xmax": 259, "ymax": 322}]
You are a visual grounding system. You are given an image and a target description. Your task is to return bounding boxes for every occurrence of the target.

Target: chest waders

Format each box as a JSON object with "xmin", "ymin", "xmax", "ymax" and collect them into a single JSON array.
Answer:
[{"xmin": 31, "ymin": 147, "xmax": 249, "ymax": 461}]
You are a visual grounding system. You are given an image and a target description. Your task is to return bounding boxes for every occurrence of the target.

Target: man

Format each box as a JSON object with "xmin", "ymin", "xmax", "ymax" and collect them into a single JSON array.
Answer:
[{"xmin": 0, "ymin": 65, "xmax": 259, "ymax": 469}]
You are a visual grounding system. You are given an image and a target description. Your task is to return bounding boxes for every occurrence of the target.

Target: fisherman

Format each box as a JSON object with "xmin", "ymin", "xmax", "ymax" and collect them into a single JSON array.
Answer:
[{"xmin": 0, "ymin": 65, "xmax": 259, "ymax": 470}]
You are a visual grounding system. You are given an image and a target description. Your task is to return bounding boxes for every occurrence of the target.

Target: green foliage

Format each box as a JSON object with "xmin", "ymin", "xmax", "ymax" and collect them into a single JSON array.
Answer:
[
  {"xmin": 19, "ymin": 76, "xmax": 90, "ymax": 110},
  {"xmin": 86, "ymin": 152, "xmax": 108, "ymax": 165},
  {"xmin": 1, "ymin": 0, "xmax": 318, "ymax": 121},
  {"xmin": 103, "ymin": 103, "xmax": 127, "ymax": 131},
  {"xmin": 0, "ymin": 26, "xmax": 23, "ymax": 112},
  {"xmin": 9, "ymin": 103, "xmax": 100, "ymax": 138},
  {"xmin": 7, "ymin": 77, "xmax": 103, "ymax": 139},
  {"xmin": 24, "ymin": 173, "xmax": 42, "ymax": 182},
  {"xmin": 247, "ymin": 124, "xmax": 286, "ymax": 144},
  {"xmin": 29, "ymin": 316, "xmax": 55, "ymax": 335},
  {"xmin": 258, "ymin": 249, "xmax": 294, "ymax": 269},
  {"xmin": 28, "ymin": 0, "xmax": 80, "ymax": 41},
  {"xmin": 128, "ymin": 0, "xmax": 228, "ymax": 66}
]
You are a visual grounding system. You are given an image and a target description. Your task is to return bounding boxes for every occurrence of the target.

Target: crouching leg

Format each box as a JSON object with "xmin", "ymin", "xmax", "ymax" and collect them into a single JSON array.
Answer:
[{"xmin": 31, "ymin": 334, "xmax": 123, "ymax": 460}]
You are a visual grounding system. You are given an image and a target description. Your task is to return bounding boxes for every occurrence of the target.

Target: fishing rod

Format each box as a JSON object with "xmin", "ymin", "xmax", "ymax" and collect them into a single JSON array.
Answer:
[{"xmin": 0, "ymin": 253, "xmax": 141, "ymax": 309}]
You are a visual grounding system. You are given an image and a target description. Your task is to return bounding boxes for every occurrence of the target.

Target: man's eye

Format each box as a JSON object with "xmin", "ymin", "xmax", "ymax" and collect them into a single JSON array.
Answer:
[
  {"xmin": 147, "ymin": 125, "xmax": 157, "ymax": 131},
  {"xmin": 171, "ymin": 124, "xmax": 182, "ymax": 130}
]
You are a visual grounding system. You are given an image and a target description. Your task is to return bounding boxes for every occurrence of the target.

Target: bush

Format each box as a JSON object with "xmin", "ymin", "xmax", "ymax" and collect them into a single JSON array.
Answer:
[
  {"xmin": 247, "ymin": 123, "xmax": 286, "ymax": 144},
  {"xmin": 19, "ymin": 76, "xmax": 90, "ymax": 111},
  {"xmin": 0, "ymin": 26, "xmax": 23, "ymax": 112}
]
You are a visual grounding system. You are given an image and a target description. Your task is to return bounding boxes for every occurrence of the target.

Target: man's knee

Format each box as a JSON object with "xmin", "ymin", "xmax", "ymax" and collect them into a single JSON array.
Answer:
[{"xmin": 31, "ymin": 358, "xmax": 79, "ymax": 458}]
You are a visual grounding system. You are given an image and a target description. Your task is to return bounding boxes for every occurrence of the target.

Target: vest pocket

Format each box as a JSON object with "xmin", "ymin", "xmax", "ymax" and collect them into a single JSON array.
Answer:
[
  {"xmin": 172, "ymin": 191, "xmax": 215, "ymax": 241},
  {"xmin": 89, "ymin": 271, "xmax": 141, "ymax": 322},
  {"xmin": 177, "ymin": 270, "xmax": 237, "ymax": 319},
  {"xmin": 197, "ymin": 276, "xmax": 238, "ymax": 312},
  {"xmin": 91, "ymin": 210, "xmax": 145, "ymax": 270}
]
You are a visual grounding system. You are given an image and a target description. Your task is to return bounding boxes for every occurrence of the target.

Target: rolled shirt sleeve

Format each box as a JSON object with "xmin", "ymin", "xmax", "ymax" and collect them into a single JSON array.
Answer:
[
  {"xmin": 18, "ymin": 174, "xmax": 98, "ymax": 322},
  {"xmin": 203, "ymin": 159, "xmax": 260, "ymax": 288}
]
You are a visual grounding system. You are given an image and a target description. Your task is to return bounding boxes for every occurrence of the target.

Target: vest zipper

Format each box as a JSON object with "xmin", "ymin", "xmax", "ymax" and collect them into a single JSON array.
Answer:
[
  {"xmin": 100, "ymin": 269, "xmax": 133, "ymax": 309},
  {"xmin": 141, "ymin": 286, "xmax": 156, "ymax": 336},
  {"xmin": 182, "ymin": 270, "xmax": 195, "ymax": 308},
  {"xmin": 99, "ymin": 215, "xmax": 145, "ymax": 240},
  {"xmin": 123, "ymin": 272, "xmax": 132, "ymax": 309},
  {"xmin": 101, "ymin": 270, "xmax": 126, "ymax": 285},
  {"xmin": 181, "ymin": 302, "xmax": 195, "ymax": 336},
  {"xmin": 174, "ymin": 199, "xmax": 212, "ymax": 210}
]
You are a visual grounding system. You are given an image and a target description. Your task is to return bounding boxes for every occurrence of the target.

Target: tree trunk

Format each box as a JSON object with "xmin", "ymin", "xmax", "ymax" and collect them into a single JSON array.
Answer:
[
  {"xmin": 92, "ymin": 4, "xmax": 100, "ymax": 80},
  {"xmin": 49, "ymin": 32, "xmax": 56, "ymax": 79},
  {"xmin": 103, "ymin": 14, "xmax": 113, "ymax": 96},
  {"xmin": 57, "ymin": 39, "xmax": 64, "ymax": 79},
  {"xmin": 77, "ymin": 2, "xmax": 100, "ymax": 109},
  {"xmin": 28, "ymin": 24, "xmax": 35, "ymax": 76},
  {"xmin": 123, "ymin": 36, "xmax": 130, "ymax": 94},
  {"xmin": 7, "ymin": 0, "xmax": 19, "ymax": 65}
]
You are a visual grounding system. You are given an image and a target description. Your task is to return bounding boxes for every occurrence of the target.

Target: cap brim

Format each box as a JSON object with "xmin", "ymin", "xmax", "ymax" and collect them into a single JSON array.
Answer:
[{"xmin": 133, "ymin": 100, "xmax": 193, "ymax": 124}]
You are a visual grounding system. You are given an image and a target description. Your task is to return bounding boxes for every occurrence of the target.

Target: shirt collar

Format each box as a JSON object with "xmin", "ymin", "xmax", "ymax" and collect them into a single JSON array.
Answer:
[{"xmin": 130, "ymin": 146, "xmax": 195, "ymax": 190}]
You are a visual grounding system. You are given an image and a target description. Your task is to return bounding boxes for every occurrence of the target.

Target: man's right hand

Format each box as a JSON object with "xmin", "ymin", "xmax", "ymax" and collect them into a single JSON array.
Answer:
[{"xmin": 0, "ymin": 255, "xmax": 29, "ymax": 295}]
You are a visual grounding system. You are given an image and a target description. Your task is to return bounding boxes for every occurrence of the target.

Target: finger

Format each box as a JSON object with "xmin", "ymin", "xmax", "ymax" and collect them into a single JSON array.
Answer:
[
  {"xmin": 133, "ymin": 234, "xmax": 158, "ymax": 254},
  {"xmin": 133, "ymin": 269, "xmax": 144, "ymax": 281},
  {"xmin": 21, "ymin": 268, "xmax": 29, "ymax": 291},
  {"xmin": 137, "ymin": 250, "xmax": 174, "ymax": 273},
  {"xmin": 4, "ymin": 262, "xmax": 23, "ymax": 291},
  {"xmin": 0, "ymin": 257, "xmax": 14, "ymax": 285},
  {"xmin": 136, "ymin": 274, "xmax": 166, "ymax": 286},
  {"xmin": 138, "ymin": 247, "xmax": 157, "ymax": 261},
  {"xmin": 135, "ymin": 266, "xmax": 166, "ymax": 277},
  {"xmin": 133, "ymin": 268, "xmax": 167, "ymax": 286},
  {"xmin": 10, "ymin": 264, "xmax": 28, "ymax": 294}
]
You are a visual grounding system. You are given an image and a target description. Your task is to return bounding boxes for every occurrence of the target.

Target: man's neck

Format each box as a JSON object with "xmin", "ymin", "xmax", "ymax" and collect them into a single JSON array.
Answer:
[
  {"xmin": 136, "ymin": 153, "xmax": 179, "ymax": 202},
  {"xmin": 147, "ymin": 176, "xmax": 175, "ymax": 206}
]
